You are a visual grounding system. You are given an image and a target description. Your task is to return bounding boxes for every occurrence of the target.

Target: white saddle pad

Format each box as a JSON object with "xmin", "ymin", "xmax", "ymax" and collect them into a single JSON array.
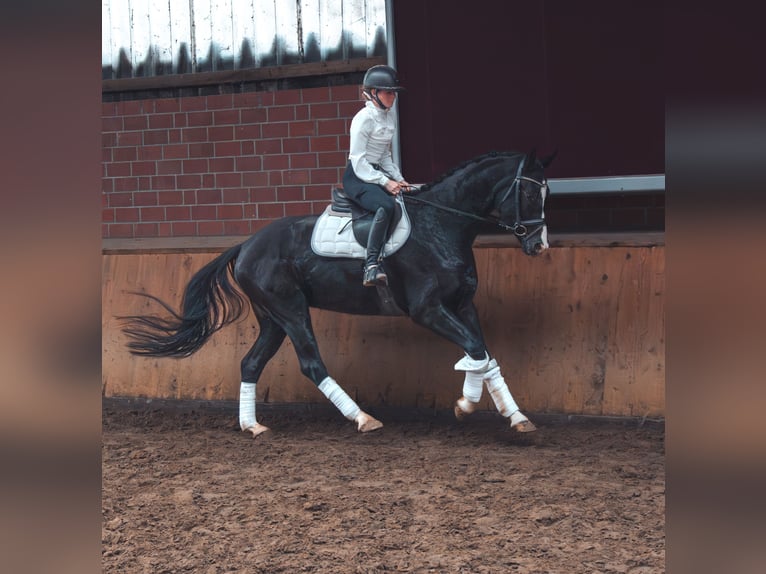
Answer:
[{"xmin": 310, "ymin": 195, "xmax": 411, "ymax": 259}]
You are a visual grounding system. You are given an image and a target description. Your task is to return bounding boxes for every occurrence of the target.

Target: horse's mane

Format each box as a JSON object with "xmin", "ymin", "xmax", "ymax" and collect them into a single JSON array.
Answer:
[{"xmin": 416, "ymin": 151, "xmax": 524, "ymax": 193}]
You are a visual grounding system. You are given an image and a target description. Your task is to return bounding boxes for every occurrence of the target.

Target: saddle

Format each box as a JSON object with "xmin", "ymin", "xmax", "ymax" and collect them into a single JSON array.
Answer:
[
  {"xmin": 329, "ymin": 188, "xmax": 404, "ymax": 247},
  {"xmin": 310, "ymin": 188, "xmax": 411, "ymax": 259}
]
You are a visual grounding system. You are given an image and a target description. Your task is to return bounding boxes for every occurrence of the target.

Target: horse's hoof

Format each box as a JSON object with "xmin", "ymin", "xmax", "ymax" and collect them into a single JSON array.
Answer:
[
  {"xmin": 356, "ymin": 412, "xmax": 383, "ymax": 433},
  {"xmin": 454, "ymin": 397, "xmax": 475, "ymax": 421},
  {"xmin": 243, "ymin": 423, "xmax": 271, "ymax": 438},
  {"xmin": 511, "ymin": 419, "xmax": 537, "ymax": 433}
]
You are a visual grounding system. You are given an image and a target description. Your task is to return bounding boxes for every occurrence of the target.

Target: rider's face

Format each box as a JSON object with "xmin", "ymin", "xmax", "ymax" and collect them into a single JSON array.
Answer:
[{"xmin": 374, "ymin": 89, "xmax": 398, "ymax": 109}]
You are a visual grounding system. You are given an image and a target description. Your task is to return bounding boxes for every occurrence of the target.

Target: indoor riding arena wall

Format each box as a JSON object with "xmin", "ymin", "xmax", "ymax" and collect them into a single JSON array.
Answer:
[
  {"xmin": 102, "ymin": 72, "xmax": 664, "ymax": 419},
  {"xmin": 102, "ymin": 233, "xmax": 664, "ymax": 418}
]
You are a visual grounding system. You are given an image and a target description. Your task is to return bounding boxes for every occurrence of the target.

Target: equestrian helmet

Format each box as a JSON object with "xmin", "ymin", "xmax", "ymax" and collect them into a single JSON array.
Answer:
[{"xmin": 363, "ymin": 65, "xmax": 405, "ymax": 92}]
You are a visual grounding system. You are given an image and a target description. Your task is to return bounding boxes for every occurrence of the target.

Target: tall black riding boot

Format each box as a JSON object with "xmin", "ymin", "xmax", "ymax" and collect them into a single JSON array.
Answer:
[{"xmin": 363, "ymin": 207, "xmax": 389, "ymax": 287}]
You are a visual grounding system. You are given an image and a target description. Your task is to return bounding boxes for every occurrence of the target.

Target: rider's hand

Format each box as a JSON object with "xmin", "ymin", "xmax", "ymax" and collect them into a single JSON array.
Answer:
[{"xmin": 385, "ymin": 179, "xmax": 401, "ymax": 195}]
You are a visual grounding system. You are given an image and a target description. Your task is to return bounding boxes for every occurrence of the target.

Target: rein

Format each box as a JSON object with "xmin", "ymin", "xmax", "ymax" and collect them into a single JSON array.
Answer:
[
  {"xmin": 402, "ymin": 158, "xmax": 546, "ymax": 238},
  {"xmin": 402, "ymin": 193, "xmax": 501, "ymax": 225}
]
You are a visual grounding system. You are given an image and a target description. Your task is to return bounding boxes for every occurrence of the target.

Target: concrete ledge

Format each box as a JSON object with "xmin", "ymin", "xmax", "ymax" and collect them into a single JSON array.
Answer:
[{"xmin": 473, "ymin": 231, "xmax": 664, "ymax": 248}]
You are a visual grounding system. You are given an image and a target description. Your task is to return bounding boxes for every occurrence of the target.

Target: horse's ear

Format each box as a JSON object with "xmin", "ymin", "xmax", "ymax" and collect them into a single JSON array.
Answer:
[
  {"xmin": 541, "ymin": 150, "xmax": 558, "ymax": 168},
  {"xmin": 526, "ymin": 148, "xmax": 537, "ymax": 167}
]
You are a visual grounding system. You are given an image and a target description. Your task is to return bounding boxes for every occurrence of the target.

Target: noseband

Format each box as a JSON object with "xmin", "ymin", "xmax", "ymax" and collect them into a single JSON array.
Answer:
[{"xmin": 496, "ymin": 177, "xmax": 548, "ymax": 238}]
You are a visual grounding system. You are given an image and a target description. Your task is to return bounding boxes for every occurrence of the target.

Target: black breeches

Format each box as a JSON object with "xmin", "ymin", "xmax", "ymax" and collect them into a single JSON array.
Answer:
[{"xmin": 342, "ymin": 163, "xmax": 396, "ymax": 221}]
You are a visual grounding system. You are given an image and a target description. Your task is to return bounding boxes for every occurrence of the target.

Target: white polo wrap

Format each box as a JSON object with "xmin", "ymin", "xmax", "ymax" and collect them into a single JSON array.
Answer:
[
  {"xmin": 462, "ymin": 371, "xmax": 485, "ymax": 404},
  {"xmin": 318, "ymin": 376, "xmax": 361, "ymax": 421},
  {"xmin": 239, "ymin": 382, "xmax": 257, "ymax": 430},
  {"xmin": 483, "ymin": 359, "xmax": 521, "ymax": 418},
  {"xmin": 454, "ymin": 352, "xmax": 490, "ymax": 372}
]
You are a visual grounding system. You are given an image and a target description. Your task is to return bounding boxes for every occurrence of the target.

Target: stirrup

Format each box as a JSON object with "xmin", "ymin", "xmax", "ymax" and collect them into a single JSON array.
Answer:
[{"xmin": 363, "ymin": 264, "xmax": 388, "ymax": 287}]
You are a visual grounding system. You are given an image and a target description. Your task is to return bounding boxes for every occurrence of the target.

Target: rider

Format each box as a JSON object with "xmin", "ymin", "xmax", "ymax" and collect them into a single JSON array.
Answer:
[{"xmin": 343, "ymin": 64, "xmax": 411, "ymax": 287}]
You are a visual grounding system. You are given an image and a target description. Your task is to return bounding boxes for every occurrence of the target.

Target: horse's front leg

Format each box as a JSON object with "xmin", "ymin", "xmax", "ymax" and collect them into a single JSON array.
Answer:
[
  {"xmin": 411, "ymin": 299, "xmax": 536, "ymax": 433},
  {"xmin": 455, "ymin": 314, "xmax": 536, "ymax": 432},
  {"xmin": 454, "ymin": 355, "xmax": 536, "ymax": 432}
]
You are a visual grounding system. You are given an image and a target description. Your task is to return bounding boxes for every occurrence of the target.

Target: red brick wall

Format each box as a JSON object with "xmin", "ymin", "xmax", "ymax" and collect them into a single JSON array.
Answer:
[
  {"xmin": 102, "ymin": 84, "xmax": 664, "ymax": 239},
  {"xmin": 102, "ymin": 85, "xmax": 362, "ymax": 238}
]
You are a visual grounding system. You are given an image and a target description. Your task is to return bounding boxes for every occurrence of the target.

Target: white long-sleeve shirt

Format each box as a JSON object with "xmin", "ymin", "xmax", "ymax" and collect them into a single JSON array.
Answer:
[{"xmin": 348, "ymin": 101, "xmax": 403, "ymax": 186}]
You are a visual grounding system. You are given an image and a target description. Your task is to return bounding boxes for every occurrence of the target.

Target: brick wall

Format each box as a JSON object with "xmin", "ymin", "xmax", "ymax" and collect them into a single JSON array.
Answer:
[
  {"xmin": 102, "ymin": 86, "xmax": 664, "ymax": 239},
  {"xmin": 102, "ymin": 85, "xmax": 362, "ymax": 239}
]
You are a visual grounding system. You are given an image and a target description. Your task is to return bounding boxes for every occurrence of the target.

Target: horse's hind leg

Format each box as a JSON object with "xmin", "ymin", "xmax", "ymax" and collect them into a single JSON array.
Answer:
[
  {"xmin": 239, "ymin": 315, "xmax": 287, "ymax": 437},
  {"xmin": 268, "ymin": 300, "xmax": 382, "ymax": 433}
]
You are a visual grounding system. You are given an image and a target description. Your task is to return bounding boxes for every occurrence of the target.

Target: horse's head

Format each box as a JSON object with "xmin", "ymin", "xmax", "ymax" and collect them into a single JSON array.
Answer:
[{"xmin": 496, "ymin": 150, "xmax": 555, "ymax": 256}]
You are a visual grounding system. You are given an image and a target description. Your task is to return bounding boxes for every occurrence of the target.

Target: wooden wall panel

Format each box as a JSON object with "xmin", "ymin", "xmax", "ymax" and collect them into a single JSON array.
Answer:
[
  {"xmin": 473, "ymin": 246, "xmax": 665, "ymax": 417},
  {"xmin": 102, "ymin": 244, "xmax": 665, "ymax": 417}
]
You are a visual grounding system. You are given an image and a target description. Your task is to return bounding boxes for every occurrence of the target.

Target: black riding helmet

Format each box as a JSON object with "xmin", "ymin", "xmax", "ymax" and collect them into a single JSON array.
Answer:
[{"xmin": 362, "ymin": 65, "xmax": 404, "ymax": 110}]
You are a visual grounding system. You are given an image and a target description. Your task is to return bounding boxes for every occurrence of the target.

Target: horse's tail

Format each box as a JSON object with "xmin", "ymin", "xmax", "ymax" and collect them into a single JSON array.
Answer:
[{"xmin": 120, "ymin": 243, "xmax": 247, "ymax": 357}]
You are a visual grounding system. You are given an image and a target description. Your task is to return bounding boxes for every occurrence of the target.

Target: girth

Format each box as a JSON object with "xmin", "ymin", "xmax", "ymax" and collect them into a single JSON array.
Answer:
[{"xmin": 330, "ymin": 188, "xmax": 404, "ymax": 248}]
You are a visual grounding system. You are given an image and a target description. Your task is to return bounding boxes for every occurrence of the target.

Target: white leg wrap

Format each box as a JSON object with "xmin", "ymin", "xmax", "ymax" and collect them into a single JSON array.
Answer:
[
  {"xmin": 454, "ymin": 351, "xmax": 490, "ymax": 372},
  {"xmin": 509, "ymin": 410, "xmax": 529, "ymax": 427},
  {"xmin": 318, "ymin": 377, "xmax": 361, "ymax": 421},
  {"xmin": 239, "ymin": 382, "xmax": 257, "ymax": 431},
  {"xmin": 462, "ymin": 370, "xmax": 484, "ymax": 403},
  {"xmin": 484, "ymin": 362, "xmax": 522, "ymax": 419}
]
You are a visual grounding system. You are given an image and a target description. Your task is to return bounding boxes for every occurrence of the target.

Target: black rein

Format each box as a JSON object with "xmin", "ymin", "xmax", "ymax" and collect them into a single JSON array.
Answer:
[{"xmin": 402, "ymin": 158, "xmax": 546, "ymax": 238}]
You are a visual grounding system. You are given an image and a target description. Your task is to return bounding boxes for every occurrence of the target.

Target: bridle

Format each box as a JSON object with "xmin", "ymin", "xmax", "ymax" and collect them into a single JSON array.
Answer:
[
  {"xmin": 403, "ymin": 156, "xmax": 548, "ymax": 238},
  {"xmin": 494, "ymin": 156, "xmax": 548, "ymax": 237}
]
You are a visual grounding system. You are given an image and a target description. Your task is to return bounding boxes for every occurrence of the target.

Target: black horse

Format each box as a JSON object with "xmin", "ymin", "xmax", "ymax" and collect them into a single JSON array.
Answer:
[{"xmin": 121, "ymin": 150, "xmax": 554, "ymax": 437}]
